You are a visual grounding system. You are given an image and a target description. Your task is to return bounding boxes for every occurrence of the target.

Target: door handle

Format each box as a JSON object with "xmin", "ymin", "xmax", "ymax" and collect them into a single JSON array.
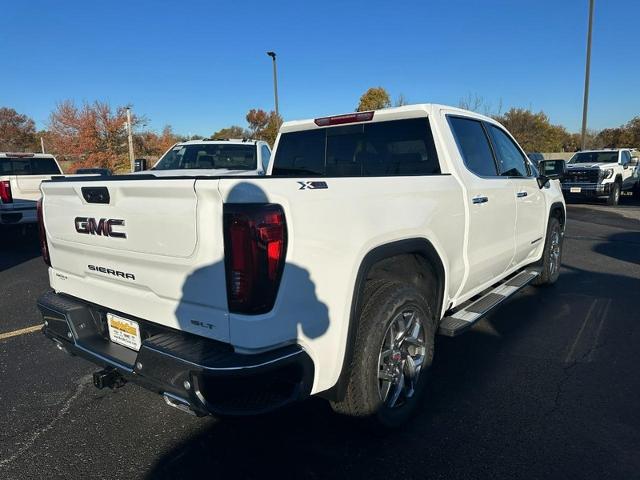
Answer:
[
  {"xmin": 472, "ymin": 196, "xmax": 489, "ymax": 204},
  {"xmin": 516, "ymin": 191, "xmax": 528, "ymax": 198}
]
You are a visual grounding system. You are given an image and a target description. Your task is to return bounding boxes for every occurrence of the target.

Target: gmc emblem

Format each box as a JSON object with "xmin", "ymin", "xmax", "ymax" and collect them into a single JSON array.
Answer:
[{"xmin": 75, "ymin": 217, "xmax": 126, "ymax": 238}]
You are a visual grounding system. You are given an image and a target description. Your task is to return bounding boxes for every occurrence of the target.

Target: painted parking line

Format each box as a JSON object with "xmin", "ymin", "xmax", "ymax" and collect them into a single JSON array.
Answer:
[{"xmin": 0, "ymin": 324, "xmax": 42, "ymax": 341}]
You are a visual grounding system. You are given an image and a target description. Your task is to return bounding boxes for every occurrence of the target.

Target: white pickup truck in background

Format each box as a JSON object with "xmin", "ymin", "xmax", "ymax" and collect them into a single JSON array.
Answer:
[
  {"xmin": 0, "ymin": 153, "xmax": 62, "ymax": 226},
  {"xmin": 562, "ymin": 149, "xmax": 640, "ymax": 205},
  {"xmin": 37, "ymin": 104, "xmax": 566, "ymax": 427}
]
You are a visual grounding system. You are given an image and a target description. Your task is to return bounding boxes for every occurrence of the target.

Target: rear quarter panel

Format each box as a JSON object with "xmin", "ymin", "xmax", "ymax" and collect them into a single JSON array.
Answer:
[{"xmin": 218, "ymin": 175, "xmax": 465, "ymax": 393}]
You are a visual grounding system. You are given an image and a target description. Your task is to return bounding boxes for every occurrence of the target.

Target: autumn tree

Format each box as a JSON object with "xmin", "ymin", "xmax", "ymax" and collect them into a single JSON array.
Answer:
[
  {"xmin": 47, "ymin": 100, "xmax": 141, "ymax": 172},
  {"xmin": 246, "ymin": 109, "xmax": 282, "ymax": 146},
  {"xmin": 0, "ymin": 107, "xmax": 38, "ymax": 152},
  {"xmin": 593, "ymin": 116, "xmax": 639, "ymax": 148},
  {"xmin": 211, "ymin": 125, "xmax": 249, "ymax": 139},
  {"xmin": 458, "ymin": 93, "xmax": 503, "ymax": 117},
  {"xmin": 493, "ymin": 108, "xmax": 572, "ymax": 152},
  {"xmin": 356, "ymin": 87, "xmax": 391, "ymax": 112},
  {"xmin": 135, "ymin": 125, "xmax": 180, "ymax": 159},
  {"xmin": 394, "ymin": 94, "xmax": 409, "ymax": 107}
]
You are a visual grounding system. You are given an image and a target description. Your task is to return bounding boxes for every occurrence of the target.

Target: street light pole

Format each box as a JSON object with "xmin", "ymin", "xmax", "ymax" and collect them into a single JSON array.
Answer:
[
  {"xmin": 266, "ymin": 51, "xmax": 279, "ymax": 118},
  {"xmin": 580, "ymin": 0, "xmax": 595, "ymax": 150},
  {"xmin": 126, "ymin": 107, "xmax": 135, "ymax": 172}
]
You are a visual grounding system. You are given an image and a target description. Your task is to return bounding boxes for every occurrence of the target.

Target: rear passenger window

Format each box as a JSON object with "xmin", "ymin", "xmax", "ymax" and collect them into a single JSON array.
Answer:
[
  {"xmin": 272, "ymin": 118, "xmax": 440, "ymax": 177},
  {"xmin": 486, "ymin": 125, "xmax": 529, "ymax": 177},
  {"xmin": 449, "ymin": 117, "xmax": 498, "ymax": 176},
  {"xmin": 272, "ymin": 129, "xmax": 325, "ymax": 176}
]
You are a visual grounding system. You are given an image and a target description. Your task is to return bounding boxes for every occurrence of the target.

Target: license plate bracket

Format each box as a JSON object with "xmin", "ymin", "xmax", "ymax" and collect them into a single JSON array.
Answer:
[{"xmin": 107, "ymin": 313, "xmax": 141, "ymax": 351}]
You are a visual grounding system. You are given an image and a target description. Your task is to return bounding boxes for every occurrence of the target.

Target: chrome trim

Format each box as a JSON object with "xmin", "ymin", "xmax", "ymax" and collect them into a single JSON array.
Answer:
[{"xmin": 516, "ymin": 191, "xmax": 528, "ymax": 198}]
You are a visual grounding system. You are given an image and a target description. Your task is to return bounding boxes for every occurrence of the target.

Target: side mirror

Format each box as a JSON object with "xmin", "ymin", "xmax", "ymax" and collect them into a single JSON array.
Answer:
[
  {"xmin": 538, "ymin": 159, "xmax": 566, "ymax": 179},
  {"xmin": 630, "ymin": 156, "xmax": 639, "ymax": 167},
  {"xmin": 537, "ymin": 159, "xmax": 566, "ymax": 188},
  {"xmin": 134, "ymin": 158, "xmax": 148, "ymax": 172}
]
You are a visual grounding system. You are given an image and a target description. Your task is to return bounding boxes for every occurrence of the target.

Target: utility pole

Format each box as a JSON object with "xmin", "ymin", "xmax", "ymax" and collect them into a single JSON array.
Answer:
[
  {"xmin": 266, "ymin": 51, "xmax": 279, "ymax": 118},
  {"xmin": 126, "ymin": 107, "xmax": 135, "ymax": 172},
  {"xmin": 580, "ymin": 0, "xmax": 595, "ymax": 150},
  {"xmin": 40, "ymin": 137, "xmax": 45, "ymax": 154}
]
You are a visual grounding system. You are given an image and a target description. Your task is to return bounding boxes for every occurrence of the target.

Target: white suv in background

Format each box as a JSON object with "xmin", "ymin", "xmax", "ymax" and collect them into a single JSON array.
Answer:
[
  {"xmin": 0, "ymin": 153, "xmax": 62, "ymax": 226},
  {"xmin": 147, "ymin": 139, "xmax": 271, "ymax": 176}
]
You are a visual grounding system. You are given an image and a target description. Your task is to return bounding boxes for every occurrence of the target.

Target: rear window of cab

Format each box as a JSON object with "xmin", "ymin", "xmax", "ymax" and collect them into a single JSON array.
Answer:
[
  {"xmin": 272, "ymin": 118, "xmax": 441, "ymax": 177},
  {"xmin": 0, "ymin": 157, "xmax": 61, "ymax": 175}
]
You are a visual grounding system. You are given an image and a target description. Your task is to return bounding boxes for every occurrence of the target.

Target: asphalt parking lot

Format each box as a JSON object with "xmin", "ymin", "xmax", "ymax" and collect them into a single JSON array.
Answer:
[{"xmin": 1, "ymin": 199, "xmax": 639, "ymax": 480}]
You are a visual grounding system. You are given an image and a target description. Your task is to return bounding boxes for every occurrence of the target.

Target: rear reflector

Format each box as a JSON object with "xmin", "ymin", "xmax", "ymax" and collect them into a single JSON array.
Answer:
[
  {"xmin": 0, "ymin": 180, "xmax": 12, "ymax": 203},
  {"xmin": 223, "ymin": 204, "xmax": 287, "ymax": 314},
  {"xmin": 314, "ymin": 111, "xmax": 374, "ymax": 126},
  {"xmin": 37, "ymin": 198, "xmax": 51, "ymax": 266}
]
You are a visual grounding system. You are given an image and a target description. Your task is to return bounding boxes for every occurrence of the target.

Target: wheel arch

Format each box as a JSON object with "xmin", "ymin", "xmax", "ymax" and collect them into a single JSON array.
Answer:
[
  {"xmin": 321, "ymin": 238, "xmax": 446, "ymax": 402},
  {"xmin": 549, "ymin": 201, "xmax": 565, "ymax": 229}
]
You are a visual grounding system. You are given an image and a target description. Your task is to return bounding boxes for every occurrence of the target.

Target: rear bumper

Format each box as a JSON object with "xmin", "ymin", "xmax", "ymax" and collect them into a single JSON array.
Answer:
[
  {"xmin": 0, "ymin": 206, "xmax": 36, "ymax": 224},
  {"xmin": 37, "ymin": 291, "xmax": 314, "ymax": 416}
]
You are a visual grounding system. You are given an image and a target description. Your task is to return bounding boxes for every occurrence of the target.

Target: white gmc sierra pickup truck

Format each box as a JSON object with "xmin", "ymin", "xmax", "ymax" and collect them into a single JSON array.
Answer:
[{"xmin": 37, "ymin": 105, "xmax": 566, "ymax": 427}]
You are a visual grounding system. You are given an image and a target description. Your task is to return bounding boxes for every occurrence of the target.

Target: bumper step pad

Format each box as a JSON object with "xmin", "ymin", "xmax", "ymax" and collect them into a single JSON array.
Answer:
[{"xmin": 438, "ymin": 270, "xmax": 539, "ymax": 337}]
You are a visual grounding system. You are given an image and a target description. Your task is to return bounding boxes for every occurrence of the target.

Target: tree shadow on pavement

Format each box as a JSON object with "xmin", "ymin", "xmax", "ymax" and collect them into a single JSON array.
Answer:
[{"xmin": 592, "ymin": 232, "xmax": 640, "ymax": 266}]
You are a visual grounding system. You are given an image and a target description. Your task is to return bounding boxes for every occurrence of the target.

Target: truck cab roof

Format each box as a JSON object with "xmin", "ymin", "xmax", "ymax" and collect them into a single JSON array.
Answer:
[{"xmin": 279, "ymin": 104, "xmax": 498, "ymax": 134}]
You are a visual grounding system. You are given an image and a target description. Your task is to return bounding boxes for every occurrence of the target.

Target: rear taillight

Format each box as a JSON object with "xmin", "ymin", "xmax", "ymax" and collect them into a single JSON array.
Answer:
[
  {"xmin": 37, "ymin": 198, "xmax": 51, "ymax": 266},
  {"xmin": 0, "ymin": 180, "xmax": 12, "ymax": 203},
  {"xmin": 223, "ymin": 204, "xmax": 287, "ymax": 314}
]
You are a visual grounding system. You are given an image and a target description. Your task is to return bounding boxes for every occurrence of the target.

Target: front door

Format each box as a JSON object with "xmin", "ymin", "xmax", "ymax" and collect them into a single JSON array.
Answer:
[
  {"xmin": 484, "ymin": 124, "xmax": 546, "ymax": 267},
  {"xmin": 447, "ymin": 115, "xmax": 517, "ymax": 296}
]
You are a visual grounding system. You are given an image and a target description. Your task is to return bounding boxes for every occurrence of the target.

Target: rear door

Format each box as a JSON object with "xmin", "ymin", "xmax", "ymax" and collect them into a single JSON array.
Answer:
[
  {"xmin": 448, "ymin": 116, "xmax": 516, "ymax": 295},
  {"xmin": 485, "ymin": 123, "xmax": 546, "ymax": 267}
]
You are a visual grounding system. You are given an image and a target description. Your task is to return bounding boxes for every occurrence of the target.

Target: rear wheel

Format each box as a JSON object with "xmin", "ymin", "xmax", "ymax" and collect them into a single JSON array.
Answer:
[
  {"xmin": 532, "ymin": 216, "xmax": 563, "ymax": 286},
  {"xmin": 330, "ymin": 280, "xmax": 436, "ymax": 428},
  {"xmin": 607, "ymin": 182, "xmax": 621, "ymax": 206}
]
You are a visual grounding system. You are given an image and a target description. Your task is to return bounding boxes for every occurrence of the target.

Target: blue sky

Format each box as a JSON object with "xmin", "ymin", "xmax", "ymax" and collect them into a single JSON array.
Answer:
[{"xmin": 2, "ymin": 0, "xmax": 638, "ymax": 136}]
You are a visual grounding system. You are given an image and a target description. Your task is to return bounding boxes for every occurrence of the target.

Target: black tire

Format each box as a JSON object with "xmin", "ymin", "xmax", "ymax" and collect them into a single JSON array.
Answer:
[
  {"xmin": 330, "ymin": 280, "xmax": 436, "ymax": 428},
  {"xmin": 532, "ymin": 216, "xmax": 563, "ymax": 286},
  {"xmin": 607, "ymin": 182, "xmax": 621, "ymax": 206}
]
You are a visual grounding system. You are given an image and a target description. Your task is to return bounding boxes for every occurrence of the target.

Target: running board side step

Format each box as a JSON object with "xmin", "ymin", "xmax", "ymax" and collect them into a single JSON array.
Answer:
[{"xmin": 438, "ymin": 270, "xmax": 540, "ymax": 337}]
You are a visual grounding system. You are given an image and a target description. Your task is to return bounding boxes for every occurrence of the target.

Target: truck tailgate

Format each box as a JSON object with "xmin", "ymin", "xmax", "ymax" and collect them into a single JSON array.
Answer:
[{"xmin": 41, "ymin": 178, "xmax": 230, "ymax": 342}]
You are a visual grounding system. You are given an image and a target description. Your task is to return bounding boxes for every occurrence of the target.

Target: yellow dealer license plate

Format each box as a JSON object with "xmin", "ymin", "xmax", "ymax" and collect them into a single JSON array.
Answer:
[{"xmin": 107, "ymin": 313, "xmax": 141, "ymax": 351}]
